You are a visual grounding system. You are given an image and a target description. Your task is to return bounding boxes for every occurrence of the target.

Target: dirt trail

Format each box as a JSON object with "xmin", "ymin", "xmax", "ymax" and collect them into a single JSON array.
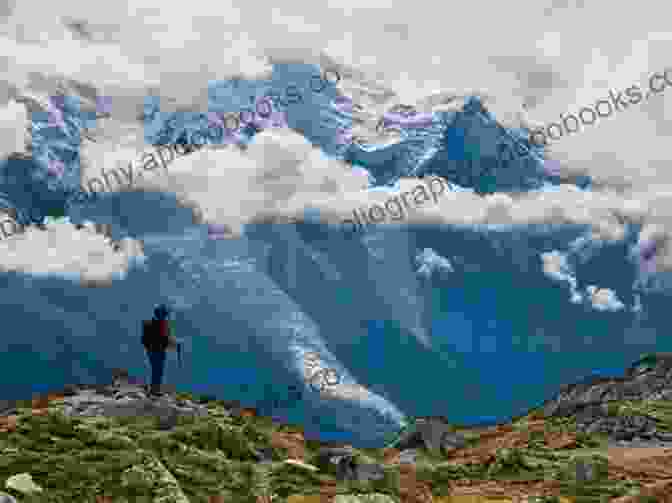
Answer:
[{"xmin": 605, "ymin": 446, "xmax": 672, "ymax": 482}]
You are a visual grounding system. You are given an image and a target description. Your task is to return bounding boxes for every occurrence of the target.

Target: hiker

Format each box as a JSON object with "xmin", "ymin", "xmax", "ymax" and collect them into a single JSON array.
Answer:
[{"xmin": 142, "ymin": 304, "xmax": 178, "ymax": 396}]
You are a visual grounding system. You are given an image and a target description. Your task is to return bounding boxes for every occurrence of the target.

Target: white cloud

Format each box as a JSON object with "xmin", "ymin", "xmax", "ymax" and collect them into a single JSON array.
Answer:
[
  {"xmin": 541, "ymin": 249, "xmax": 571, "ymax": 282},
  {"xmin": 541, "ymin": 249, "xmax": 628, "ymax": 312},
  {"xmin": 100, "ymin": 123, "xmax": 663, "ymax": 270},
  {"xmin": 0, "ymin": 99, "xmax": 27, "ymax": 158},
  {"xmin": 541, "ymin": 249, "xmax": 583, "ymax": 304},
  {"xmin": 585, "ymin": 285, "xmax": 626, "ymax": 312},
  {"xmin": 2, "ymin": 0, "xmax": 672, "ymax": 280},
  {"xmin": 0, "ymin": 218, "xmax": 145, "ymax": 286}
]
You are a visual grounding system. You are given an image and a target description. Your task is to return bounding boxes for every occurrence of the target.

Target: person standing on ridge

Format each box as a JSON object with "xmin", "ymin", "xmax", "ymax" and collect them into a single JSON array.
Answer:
[{"xmin": 142, "ymin": 304, "xmax": 178, "ymax": 397}]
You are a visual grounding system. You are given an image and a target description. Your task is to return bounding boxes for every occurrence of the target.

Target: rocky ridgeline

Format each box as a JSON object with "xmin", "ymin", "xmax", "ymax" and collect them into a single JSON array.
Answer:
[
  {"xmin": 541, "ymin": 353, "xmax": 672, "ymax": 446},
  {"xmin": 5, "ymin": 366, "xmax": 672, "ymax": 501}
]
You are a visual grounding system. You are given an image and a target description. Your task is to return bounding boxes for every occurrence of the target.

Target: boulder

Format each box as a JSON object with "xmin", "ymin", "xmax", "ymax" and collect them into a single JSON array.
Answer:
[
  {"xmin": 439, "ymin": 431, "xmax": 468, "ymax": 454},
  {"xmin": 415, "ymin": 417, "xmax": 453, "ymax": 452},
  {"xmin": 316, "ymin": 447, "xmax": 355, "ymax": 468},
  {"xmin": 251, "ymin": 447, "xmax": 275, "ymax": 463},
  {"xmin": 564, "ymin": 455, "xmax": 608, "ymax": 483},
  {"xmin": 111, "ymin": 368, "xmax": 130, "ymax": 386},
  {"xmin": 0, "ymin": 493, "xmax": 17, "ymax": 503},
  {"xmin": 393, "ymin": 428, "xmax": 424, "ymax": 451},
  {"xmin": 336, "ymin": 455, "xmax": 358, "ymax": 481},
  {"xmin": 575, "ymin": 458, "xmax": 596, "ymax": 483},
  {"xmin": 398, "ymin": 449, "xmax": 418, "ymax": 464},
  {"xmin": 0, "ymin": 400, "xmax": 17, "ymax": 416},
  {"xmin": 394, "ymin": 417, "xmax": 456, "ymax": 453},
  {"xmin": 355, "ymin": 463, "xmax": 386, "ymax": 482},
  {"xmin": 612, "ymin": 429, "xmax": 635, "ymax": 441}
]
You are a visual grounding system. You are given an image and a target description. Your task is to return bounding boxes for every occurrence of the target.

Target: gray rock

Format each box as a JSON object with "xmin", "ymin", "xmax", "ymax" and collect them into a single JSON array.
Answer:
[
  {"xmin": 320, "ymin": 447, "xmax": 355, "ymax": 456},
  {"xmin": 416, "ymin": 418, "xmax": 451, "ymax": 451},
  {"xmin": 62, "ymin": 384, "xmax": 80, "ymax": 396},
  {"xmin": 393, "ymin": 417, "xmax": 454, "ymax": 452},
  {"xmin": 541, "ymin": 354, "xmax": 672, "ymax": 444},
  {"xmin": 253, "ymin": 447, "xmax": 275, "ymax": 463},
  {"xmin": 0, "ymin": 400, "xmax": 18, "ymax": 416},
  {"xmin": 58, "ymin": 385, "xmax": 208, "ymax": 421},
  {"xmin": 355, "ymin": 463, "xmax": 385, "ymax": 482},
  {"xmin": 90, "ymin": 384, "xmax": 115, "ymax": 396},
  {"xmin": 336, "ymin": 455, "xmax": 358, "ymax": 481},
  {"xmin": 398, "ymin": 449, "xmax": 418, "ymax": 464},
  {"xmin": 111, "ymin": 368, "xmax": 130, "ymax": 386},
  {"xmin": 656, "ymin": 431, "xmax": 672, "ymax": 441},
  {"xmin": 394, "ymin": 428, "xmax": 424, "ymax": 451},
  {"xmin": 544, "ymin": 354, "xmax": 672, "ymax": 423},
  {"xmin": 0, "ymin": 492, "xmax": 17, "ymax": 503},
  {"xmin": 576, "ymin": 404, "xmax": 607, "ymax": 424},
  {"xmin": 612, "ymin": 429, "xmax": 634, "ymax": 441},
  {"xmin": 316, "ymin": 447, "xmax": 355, "ymax": 468},
  {"xmin": 575, "ymin": 459, "xmax": 596, "ymax": 483},
  {"xmin": 157, "ymin": 410, "xmax": 180, "ymax": 430},
  {"xmin": 650, "ymin": 389, "xmax": 672, "ymax": 400},
  {"xmin": 440, "ymin": 431, "xmax": 467, "ymax": 454},
  {"xmin": 584, "ymin": 421, "xmax": 604, "ymax": 435},
  {"xmin": 627, "ymin": 415, "xmax": 649, "ymax": 430}
]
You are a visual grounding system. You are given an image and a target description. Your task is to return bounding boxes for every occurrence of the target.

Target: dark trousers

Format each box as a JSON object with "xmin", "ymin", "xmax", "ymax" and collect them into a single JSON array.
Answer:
[{"xmin": 146, "ymin": 350, "xmax": 167, "ymax": 393}]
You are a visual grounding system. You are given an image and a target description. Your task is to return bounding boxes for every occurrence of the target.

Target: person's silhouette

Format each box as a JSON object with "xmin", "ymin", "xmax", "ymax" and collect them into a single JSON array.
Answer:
[{"xmin": 141, "ymin": 304, "xmax": 176, "ymax": 396}]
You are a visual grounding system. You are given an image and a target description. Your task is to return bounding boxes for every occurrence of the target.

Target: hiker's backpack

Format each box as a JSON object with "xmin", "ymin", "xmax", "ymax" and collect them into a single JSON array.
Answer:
[{"xmin": 142, "ymin": 319, "xmax": 170, "ymax": 352}]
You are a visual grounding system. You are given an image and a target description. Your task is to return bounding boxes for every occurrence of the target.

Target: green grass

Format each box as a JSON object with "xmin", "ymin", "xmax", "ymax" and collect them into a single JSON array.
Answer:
[{"xmin": 0, "ymin": 399, "xmax": 665, "ymax": 502}]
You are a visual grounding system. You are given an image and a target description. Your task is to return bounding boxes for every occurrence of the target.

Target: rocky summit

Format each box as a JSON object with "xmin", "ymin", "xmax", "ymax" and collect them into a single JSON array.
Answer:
[{"xmin": 2, "ymin": 360, "xmax": 672, "ymax": 502}]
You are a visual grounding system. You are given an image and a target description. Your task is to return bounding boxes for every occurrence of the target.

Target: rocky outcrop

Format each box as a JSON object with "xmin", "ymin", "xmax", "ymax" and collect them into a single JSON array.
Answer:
[
  {"xmin": 59, "ymin": 382, "xmax": 209, "ymax": 422},
  {"xmin": 392, "ymin": 417, "xmax": 467, "ymax": 454},
  {"xmin": 576, "ymin": 404, "xmax": 664, "ymax": 442},
  {"xmin": 544, "ymin": 354, "xmax": 672, "ymax": 417},
  {"xmin": 5, "ymin": 363, "xmax": 672, "ymax": 502},
  {"xmin": 541, "ymin": 353, "xmax": 672, "ymax": 446}
]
